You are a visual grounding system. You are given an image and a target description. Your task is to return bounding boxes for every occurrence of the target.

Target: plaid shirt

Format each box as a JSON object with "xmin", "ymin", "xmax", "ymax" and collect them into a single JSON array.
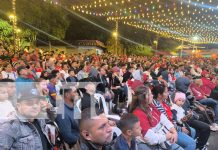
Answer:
[{"xmin": 0, "ymin": 114, "xmax": 51, "ymax": 150}]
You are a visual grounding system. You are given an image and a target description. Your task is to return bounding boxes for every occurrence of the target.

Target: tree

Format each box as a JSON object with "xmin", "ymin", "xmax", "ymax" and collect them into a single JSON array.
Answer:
[
  {"xmin": 106, "ymin": 36, "xmax": 124, "ymax": 55},
  {"xmin": 0, "ymin": 19, "xmax": 13, "ymax": 40},
  {"xmin": 126, "ymin": 43, "xmax": 154, "ymax": 56}
]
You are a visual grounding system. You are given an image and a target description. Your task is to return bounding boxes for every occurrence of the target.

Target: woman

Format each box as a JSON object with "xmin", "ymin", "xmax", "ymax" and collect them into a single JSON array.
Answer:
[
  {"xmin": 130, "ymin": 85, "xmax": 182, "ymax": 150},
  {"xmin": 152, "ymin": 83, "xmax": 196, "ymax": 150}
]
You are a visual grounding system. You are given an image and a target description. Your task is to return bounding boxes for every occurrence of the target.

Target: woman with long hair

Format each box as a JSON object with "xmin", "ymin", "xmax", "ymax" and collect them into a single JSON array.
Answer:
[
  {"xmin": 152, "ymin": 83, "xmax": 196, "ymax": 150},
  {"xmin": 130, "ymin": 85, "xmax": 181, "ymax": 150}
]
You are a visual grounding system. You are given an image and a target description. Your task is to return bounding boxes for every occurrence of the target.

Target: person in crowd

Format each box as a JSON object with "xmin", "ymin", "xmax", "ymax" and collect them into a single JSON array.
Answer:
[
  {"xmin": 77, "ymin": 64, "xmax": 89, "ymax": 81},
  {"xmin": 60, "ymin": 62, "xmax": 69, "ymax": 80},
  {"xmin": 1, "ymin": 63, "xmax": 17, "ymax": 80},
  {"xmin": 175, "ymin": 77, "xmax": 210, "ymax": 150},
  {"xmin": 55, "ymin": 85, "xmax": 80, "ymax": 148},
  {"xmin": 152, "ymin": 83, "xmax": 196, "ymax": 150},
  {"xmin": 66, "ymin": 68, "xmax": 78, "ymax": 85},
  {"xmin": 190, "ymin": 77, "xmax": 218, "ymax": 125},
  {"xmin": 0, "ymin": 90, "xmax": 52, "ymax": 149},
  {"xmin": 15, "ymin": 65, "xmax": 34, "ymax": 94},
  {"xmin": 81, "ymin": 82, "xmax": 104, "ymax": 112},
  {"xmin": 0, "ymin": 81, "xmax": 16, "ymax": 123},
  {"xmin": 114, "ymin": 113, "xmax": 151, "ymax": 150},
  {"xmin": 47, "ymin": 74, "xmax": 58, "ymax": 107},
  {"xmin": 79, "ymin": 108, "xmax": 114, "ymax": 150},
  {"xmin": 130, "ymin": 85, "xmax": 182, "ymax": 150},
  {"xmin": 40, "ymin": 70, "xmax": 50, "ymax": 80},
  {"xmin": 200, "ymin": 70, "xmax": 216, "ymax": 97}
]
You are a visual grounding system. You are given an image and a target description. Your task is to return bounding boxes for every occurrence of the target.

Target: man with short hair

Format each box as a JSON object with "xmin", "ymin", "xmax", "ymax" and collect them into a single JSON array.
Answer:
[
  {"xmin": 55, "ymin": 85, "xmax": 80, "ymax": 147},
  {"xmin": 0, "ymin": 90, "xmax": 52, "ymax": 149},
  {"xmin": 79, "ymin": 108, "xmax": 114, "ymax": 150}
]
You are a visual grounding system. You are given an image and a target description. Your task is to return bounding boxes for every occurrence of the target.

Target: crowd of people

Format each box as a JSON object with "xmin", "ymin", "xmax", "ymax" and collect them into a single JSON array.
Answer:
[{"xmin": 0, "ymin": 46, "xmax": 218, "ymax": 150}]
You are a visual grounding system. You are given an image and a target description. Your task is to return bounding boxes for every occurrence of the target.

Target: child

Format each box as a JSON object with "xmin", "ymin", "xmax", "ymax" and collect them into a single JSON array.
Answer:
[
  {"xmin": 171, "ymin": 92, "xmax": 196, "ymax": 137},
  {"xmin": 0, "ymin": 82, "xmax": 16, "ymax": 123},
  {"xmin": 114, "ymin": 113, "xmax": 151, "ymax": 150}
]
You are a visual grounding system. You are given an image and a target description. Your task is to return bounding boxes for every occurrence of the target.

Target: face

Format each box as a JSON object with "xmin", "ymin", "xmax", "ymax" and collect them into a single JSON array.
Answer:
[
  {"xmin": 100, "ymin": 68, "xmax": 106, "ymax": 75},
  {"xmin": 83, "ymin": 114, "xmax": 113, "ymax": 145},
  {"xmin": 17, "ymin": 99, "xmax": 41, "ymax": 119},
  {"xmin": 6, "ymin": 64, "xmax": 13, "ymax": 72},
  {"xmin": 85, "ymin": 83, "xmax": 96, "ymax": 95},
  {"xmin": 131, "ymin": 121, "xmax": 142, "ymax": 137},
  {"xmin": 160, "ymin": 87, "xmax": 169, "ymax": 100},
  {"xmin": 147, "ymin": 89, "xmax": 153, "ymax": 104},
  {"xmin": 0, "ymin": 86, "xmax": 8, "ymax": 101},
  {"xmin": 6, "ymin": 82, "xmax": 16, "ymax": 97},
  {"xmin": 39, "ymin": 80, "xmax": 48, "ymax": 90},
  {"xmin": 20, "ymin": 68, "xmax": 28, "ymax": 76},
  {"xmin": 175, "ymin": 98, "xmax": 185, "ymax": 107}
]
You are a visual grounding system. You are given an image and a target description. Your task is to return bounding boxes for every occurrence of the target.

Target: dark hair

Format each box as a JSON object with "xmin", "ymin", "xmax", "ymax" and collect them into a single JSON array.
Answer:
[
  {"xmin": 68, "ymin": 68, "xmax": 76, "ymax": 74},
  {"xmin": 51, "ymin": 70, "xmax": 59, "ymax": 76},
  {"xmin": 79, "ymin": 108, "xmax": 104, "ymax": 131},
  {"xmin": 118, "ymin": 113, "xmax": 139, "ymax": 133},
  {"xmin": 48, "ymin": 74, "xmax": 57, "ymax": 80},
  {"xmin": 59, "ymin": 85, "xmax": 72, "ymax": 96},
  {"xmin": 130, "ymin": 86, "xmax": 152, "ymax": 118},
  {"xmin": 152, "ymin": 83, "xmax": 166, "ymax": 99}
]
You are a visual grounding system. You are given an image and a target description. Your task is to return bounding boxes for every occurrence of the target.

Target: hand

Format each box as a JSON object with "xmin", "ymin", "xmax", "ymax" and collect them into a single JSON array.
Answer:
[
  {"xmin": 182, "ymin": 127, "xmax": 189, "ymax": 134},
  {"xmin": 198, "ymin": 106, "xmax": 206, "ymax": 111},
  {"xmin": 166, "ymin": 132, "xmax": 173, "ymax": 141}
]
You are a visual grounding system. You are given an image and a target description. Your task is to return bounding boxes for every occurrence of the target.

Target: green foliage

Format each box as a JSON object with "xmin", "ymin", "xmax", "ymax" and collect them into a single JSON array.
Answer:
[
  {"xmin": 106, "ymin": 36, "xmax": 124, "ymax": 55},
  {"xmin": 125, "ymin": 43, "xmax": 154, "ymax": 56},
  {"xmin": 0, "ymin": 19, "xmax": 13, "ymax": 39}
]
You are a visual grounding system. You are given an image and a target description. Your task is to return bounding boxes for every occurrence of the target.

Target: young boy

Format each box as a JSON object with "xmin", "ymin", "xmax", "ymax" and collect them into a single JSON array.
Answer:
[
  {"xmin": 0, "ymin": 82, "xmax": 16, "ymax": 123},
  {"xmin": 66, "ymin": 69, "xmax": 78, "ymax": 86},
  {"xmin": 114, "ymin": 113, "xmax": 151, "ymax": 150}
]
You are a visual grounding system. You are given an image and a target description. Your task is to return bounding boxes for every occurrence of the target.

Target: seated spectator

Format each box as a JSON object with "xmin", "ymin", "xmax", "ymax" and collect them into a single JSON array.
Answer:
[
  {"xmin": 0, "ymin": 90, "xmax": 52, "ymax": 149},
  {"xmin": 130, "ymin": 85, "xmax": 182, "ymax": 150},
  {"xmin": 81, "ymin": 82, "xmax": 104, "ymax": 112},
  {"xmin": 152, "ymin": 83, "xmax": 196, "ymax": 150},
  {"xmin": 79, "ymin": 108, "xmax": 114, "ymax": 149},
  {"xmin": 114, "ymin": 113, "xmax": 151, "ymax": 150},
  {"xmin": 47, "ymin": 74, "xmax": 58, "ymax": 107},
  {"xmin": 1, "ymin": 63, "xmax": 17, "ymax": 80},
  {"xmin": 175, "ymin": 77, "xmax": 211, "ymax": 150},
  {"xmin": 0, "ymin": 82, "xmax": 16, "ymax": 123},
  {"xmin": 201, "ymin": 70, "xmax": 216, "ymax": 96},
  {"xmin": 190, "ymin": 77, "xmax": 218, "ymax": 126},
  {"xmin": 55, "ymin": 85, "xmax": 80, "ymax": 148},
  {"xmin": 66, "ymin": 68, "xmax": 78, "ymax": 85}
]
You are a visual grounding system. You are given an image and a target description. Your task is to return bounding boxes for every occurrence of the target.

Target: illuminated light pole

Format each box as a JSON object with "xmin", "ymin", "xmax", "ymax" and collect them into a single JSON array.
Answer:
[
  {"xmin": 9, "ymin": 0, "xmax": 18, "ymax": 53},
  {"xmin": 112, "ymin": 20, "xmax": 118, "ymax": 55}
]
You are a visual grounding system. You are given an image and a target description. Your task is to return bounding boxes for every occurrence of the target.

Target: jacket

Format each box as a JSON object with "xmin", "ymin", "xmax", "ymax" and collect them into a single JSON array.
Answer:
[
  {"xmin": 190, "ymin": 83, "xmax": 206, "ymax": 101},
  {"xmin": 0, "ymin": 114, "xmax": 51, "ymax": 150},
  {"xmin": 201, "ymin": 77, "xmax": 216, "ymax": 96}
]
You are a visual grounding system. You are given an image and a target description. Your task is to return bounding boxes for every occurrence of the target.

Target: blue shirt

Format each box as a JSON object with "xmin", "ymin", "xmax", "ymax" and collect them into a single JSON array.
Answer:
[
  {"xmin": 114, "ymin": 134, "xmax": 137, "ymax": 150},
  {"xmin": 55, "ymin": 103, "xmax": 80, "ymax": 146}
]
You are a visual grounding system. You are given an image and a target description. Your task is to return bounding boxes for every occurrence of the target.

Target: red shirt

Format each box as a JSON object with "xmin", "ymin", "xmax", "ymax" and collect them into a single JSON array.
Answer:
[{"xmin": 133, "ymin": 104, "xmax": 161, "ymax": 136}]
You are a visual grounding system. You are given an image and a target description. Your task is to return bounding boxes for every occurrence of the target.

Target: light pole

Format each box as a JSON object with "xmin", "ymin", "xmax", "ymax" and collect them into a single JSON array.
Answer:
[
  {"xmin": 112, "ymin": 20, "xmax": 118, "ymax": 55},
  {"xmin": 9, "ymin": 0, "xmax": 18, "ymax": 53}
]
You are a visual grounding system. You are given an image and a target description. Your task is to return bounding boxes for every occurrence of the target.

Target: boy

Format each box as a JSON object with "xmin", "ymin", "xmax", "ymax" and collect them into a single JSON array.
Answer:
[{"xmin": 114, "ymin": 113, "xmax": 151, "ymax": 150}]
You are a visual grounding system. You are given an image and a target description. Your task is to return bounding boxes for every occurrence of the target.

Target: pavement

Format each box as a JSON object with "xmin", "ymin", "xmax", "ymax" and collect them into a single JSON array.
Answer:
[{"xmin": 208, "ymin": 132, "xmax": 218, "ymax": 150}]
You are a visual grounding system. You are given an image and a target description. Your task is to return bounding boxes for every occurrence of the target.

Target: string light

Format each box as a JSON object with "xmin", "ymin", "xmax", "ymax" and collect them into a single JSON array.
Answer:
[{"xmin": 65, "ymin": 0, "xmax": 218, "ymax": 43}]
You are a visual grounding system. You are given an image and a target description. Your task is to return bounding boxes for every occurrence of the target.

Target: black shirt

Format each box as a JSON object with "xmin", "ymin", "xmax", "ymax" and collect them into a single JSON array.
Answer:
[{"xmin": 33, "ymin": 120, "xmax": 51, "ymax": 150}]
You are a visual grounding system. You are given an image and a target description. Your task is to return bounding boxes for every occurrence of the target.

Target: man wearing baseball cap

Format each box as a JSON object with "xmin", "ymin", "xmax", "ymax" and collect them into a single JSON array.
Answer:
[{"xmin": 0, "ymin": 89, "xmax": 52, "ymax": 150}]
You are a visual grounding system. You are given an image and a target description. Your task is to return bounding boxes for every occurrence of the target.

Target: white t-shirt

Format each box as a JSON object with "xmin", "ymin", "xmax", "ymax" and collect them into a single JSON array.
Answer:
[
  {"xmin": 0, "ymin": 100, "xmax": 16, "ymax": 121},
  {"xmin": 1, "ymin": 71, "xmax": 17, "ymax": 80},
  {"xmin": 171, "ymin": 104, "xmax": 185, "ymax": 123}
]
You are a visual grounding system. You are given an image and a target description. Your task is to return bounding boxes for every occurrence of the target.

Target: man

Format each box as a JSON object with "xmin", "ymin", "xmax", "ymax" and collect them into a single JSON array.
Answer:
[
  {"xmin": 0, "ymin": 90, "xmax": 52, "ymax": 150},
  {"xmin": 55, "ymin": 85, "xmax": 80, "ymax": 147},
  {"xmin": 47, "ymin": 74, "xmax": 58, "ymax": 107},
  {"xmin": 80, "ymin": 108, "xmax": 114, "ymax": 150},
  {"xmin": 15, "ymin": 66, "xmax": 34, "ymax": 94}
]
